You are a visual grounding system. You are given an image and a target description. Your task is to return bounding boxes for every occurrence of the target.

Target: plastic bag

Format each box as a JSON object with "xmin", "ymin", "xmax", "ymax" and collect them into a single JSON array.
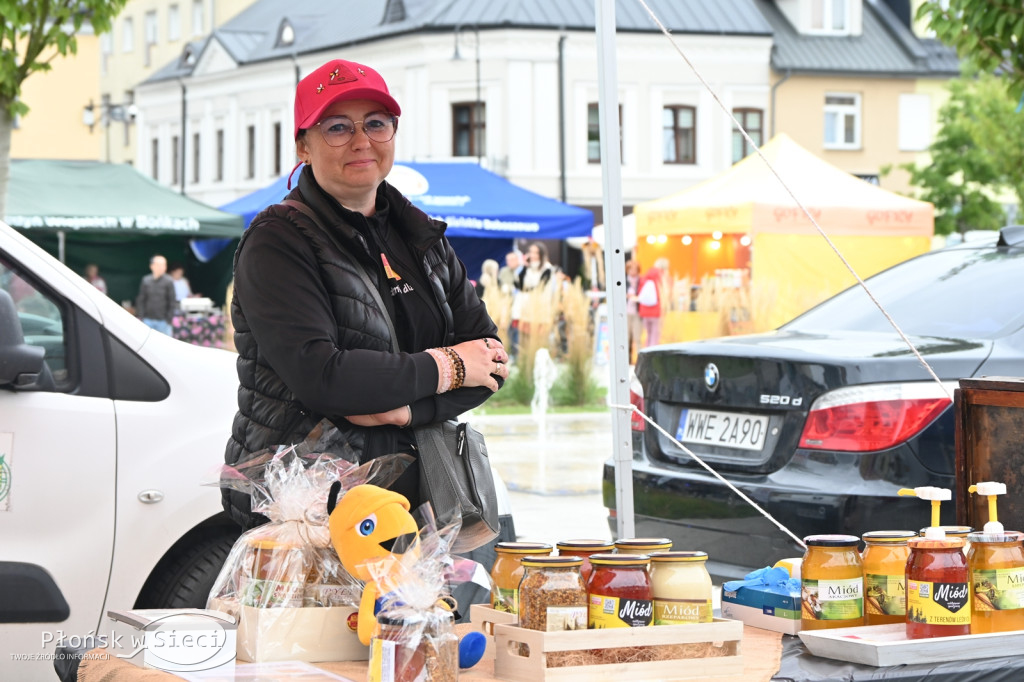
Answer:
[
  {"xmin": 363, "ymin": 506, "xmax": 471, "ymax": 682},
  {"xmin": 206, "ymin": 420, "xmax": 413, "ymax": 661}
]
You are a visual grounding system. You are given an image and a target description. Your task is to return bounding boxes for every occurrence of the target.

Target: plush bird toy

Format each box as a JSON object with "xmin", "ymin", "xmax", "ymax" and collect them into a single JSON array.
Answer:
[{"xmin": 326, "ymin": 483, "xmax": 486, "ymax": 669}]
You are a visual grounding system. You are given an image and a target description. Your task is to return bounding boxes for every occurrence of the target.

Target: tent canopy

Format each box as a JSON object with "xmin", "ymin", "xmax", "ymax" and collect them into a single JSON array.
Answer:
[
  {"xmin": 220, "ymin": 161, "xmax": 594, "ymax": 239},
  {"xmin": 632, "ymin": 134, "xmax": 935, "ymax": 329},
  {"xmin": 6, "ymin": 160, "xmax": 244, "ymax": 237},
  {"xmin": 634, "ymin": 133, "xmax": 933, "ymax": 238},
  {"xmin": 5, "ymin": 160, "xmax": 244, "ymax": 306}
]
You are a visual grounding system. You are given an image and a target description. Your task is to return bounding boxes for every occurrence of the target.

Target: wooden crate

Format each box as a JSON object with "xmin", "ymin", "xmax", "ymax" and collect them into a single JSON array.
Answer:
[
  {"xmin": 954, "ymin": 377, "xmax": 1024, "ymax": 529},
  {"xmin": 469, "ymin": 603, "xmax": 519, "ymax": 660},
  {"xmin": 493, "ymin": 618, "xmax": 743, "ymax": 681}
]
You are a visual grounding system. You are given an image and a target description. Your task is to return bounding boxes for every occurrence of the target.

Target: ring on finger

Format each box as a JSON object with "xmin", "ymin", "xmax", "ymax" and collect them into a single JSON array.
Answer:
[{"xmin": 484, "ymin": 338, "xmax": 491, "ymax": 348}]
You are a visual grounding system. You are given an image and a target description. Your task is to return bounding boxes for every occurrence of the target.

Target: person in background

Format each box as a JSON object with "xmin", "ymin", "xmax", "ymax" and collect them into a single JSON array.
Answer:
[
  {"xmin": 224, "ymin": 57, "xmax": 507, "ymax": 530},
  {"xmin": 135, "ymin": 255, "xmax": 176, "ymax": 335},
  {"xmin": 637, "ymin": 258, "xmax": 669, "ymax": 347},
  {"xmin": 625, "ymin": 259, "xmax": 642, "ymax": 362},
  {"xmin": 84, "ymin": 264, "xmax": 107, "ymax": 295},
  {"xmin": 169, "ymin": 263, "xmax": 192, "ymax": 302},
  {"xmin": 517, "ymin": 242, "xmax": 555, "ymax": 292},
  {"xmin": 497, "ymin": 251, "xmax": 521, "ymax": 295},
  {"xmin": 475, "ymin": 258, "xmax": 499, "ymax": 299}
]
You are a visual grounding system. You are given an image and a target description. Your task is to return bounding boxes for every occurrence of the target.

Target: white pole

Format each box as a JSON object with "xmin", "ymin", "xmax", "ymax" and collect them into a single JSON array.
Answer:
[{"xmin": 595, "ymin": 0, "xmax": 634, "ymax": 539}]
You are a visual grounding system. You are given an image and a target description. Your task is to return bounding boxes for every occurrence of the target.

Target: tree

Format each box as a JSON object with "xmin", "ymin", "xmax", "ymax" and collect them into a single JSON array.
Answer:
[
  {"xmin": 0, "ymin": 0, "xmax": 128, "ymax": 217},
  {"xmin": 918, "ymin": 0, "xmax": 1024, "ymax": 101},
  {"xmin": 901, "ymin": 73, "xmax": 1024, "ymax": 235}
]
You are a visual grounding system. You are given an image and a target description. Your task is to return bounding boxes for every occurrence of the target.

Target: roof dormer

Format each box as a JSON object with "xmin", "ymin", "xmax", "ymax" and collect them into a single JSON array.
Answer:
[
  {"xmin": 776, "ymin": 0, "xmax": 863, "ymax": 37},
  {"xmin": 276, "ymin": 18, "xmax": 295, "ymax": 48}
]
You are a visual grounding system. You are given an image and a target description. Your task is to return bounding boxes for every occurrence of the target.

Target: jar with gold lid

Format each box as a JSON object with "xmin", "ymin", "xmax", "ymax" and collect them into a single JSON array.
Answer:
[
  {"xmin": 556, "ymin": 539, "xmax": 615, "ymax": 583},
  {"xmin": 587, "ymin": 553, "xmax": 653, "ymax": 628},
  {"xmin": 801, "ymin": 534, "xmax": 864, "ymax": 631},
  {"xmin": 614, "ymin": 537, "xmax": 672, "ymax": 554},
  {"xmin": 861, "ymin": 531, "xmax": 915, "ymax": 625},
  {"xmin": 490, "ymin": 541, "xmax": 552, "ymax": 613},
  {"xmin": 649, "ymin": 551, "xmax": 712, "ymax": 624},
  {"xmin": 518, "ymin": 556, "xmax": 587, "ymax": 632}
]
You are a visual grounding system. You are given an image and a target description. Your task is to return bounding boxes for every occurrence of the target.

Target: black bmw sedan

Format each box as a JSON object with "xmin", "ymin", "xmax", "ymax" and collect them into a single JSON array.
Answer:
[{"xmin": 603, "ymin": 227, "xmax": 1024, "ymax": 580}]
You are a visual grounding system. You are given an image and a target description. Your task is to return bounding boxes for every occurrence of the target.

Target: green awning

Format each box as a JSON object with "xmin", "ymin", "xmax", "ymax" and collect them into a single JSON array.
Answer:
[{"xmin": 5, "ymin": 160, "xmax": 243, "ymax": 238}]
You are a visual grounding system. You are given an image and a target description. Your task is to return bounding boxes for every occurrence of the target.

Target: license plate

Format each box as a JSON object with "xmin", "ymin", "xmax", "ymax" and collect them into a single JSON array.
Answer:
[{"xmin": 675, "ymin": 409, "xmax": 769, "ymax": 451}]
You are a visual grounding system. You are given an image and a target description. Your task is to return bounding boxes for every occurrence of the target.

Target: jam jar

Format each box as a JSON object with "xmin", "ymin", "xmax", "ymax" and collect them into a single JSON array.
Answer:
[
  {"xmin": 518, "ymin": 556, "xmax": 588, "ymax": 632},
  {"xmin": 861, "ymin": 531, "xmax": 915, "ymax": 625},
  {"xmin": 490, "ymin": 542, "xmax": 552, "ymax": 613},
  {"xmin": 556, "ymin": 540, "xmax": 615, "ymax": 583},
  {"xmin": 801, "ymin": 534, "xmax": 864, "ymax": 631},
  {"xmin": 587, "ymin": 553, "xmax": 653, "ymax": 628}
]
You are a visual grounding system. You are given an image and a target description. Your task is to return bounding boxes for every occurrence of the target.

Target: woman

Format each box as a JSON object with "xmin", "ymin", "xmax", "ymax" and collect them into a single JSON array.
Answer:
[
  {"xmin": 475, "ymin": 258, "xmax": 499, "ymax": 299},
  {"xmin": 517, "ymin": 242, "xmax": 554, "ymax": 292},
  {"xmin": 224, "ymin": 58, "xmax": 508, "ymax": 528}
]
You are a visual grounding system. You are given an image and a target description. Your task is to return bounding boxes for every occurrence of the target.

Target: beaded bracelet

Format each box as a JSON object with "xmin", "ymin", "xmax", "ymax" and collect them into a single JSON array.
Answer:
[
  {"xmin": 443, "ymin": 347, "xmax": 466, "ymax": 390},
  {"xmin": 425, "ymin": 348, "xmax": 452, "ymax": 394}
]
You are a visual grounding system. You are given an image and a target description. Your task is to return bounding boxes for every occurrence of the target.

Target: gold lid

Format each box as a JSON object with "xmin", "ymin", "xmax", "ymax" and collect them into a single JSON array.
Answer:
[
  {"xmin": 614, "ymin": 537, "xmax": 673, "ymax": 551},
  {"xmin": 521, "ymin": 556, "xmax": 584, "ymax": 568},
  {"xmin": 556, "ymin": 540, "xmax": 616, "ymax": 551},
  {"xmin": 495, "ymin": 541, "xmax": 553, "ymax": 554},
  {"xmin": 590, "ymin": 552, "xmax": 651, "ymax": 567},
  {"xmin": 649, "ymin": 551, "xmax": 708, "ymax": 563},
  {"xmin": 909, "ymin": 537, "xmax": 965, "ymax": 550},
  {"xmin": 862, "ymin": 531, "xmax": 916, "ymax": 543}
]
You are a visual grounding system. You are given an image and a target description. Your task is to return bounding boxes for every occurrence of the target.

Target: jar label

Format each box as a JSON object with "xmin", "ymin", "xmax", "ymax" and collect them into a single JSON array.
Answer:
[
  {"xmin": 368, "ymin": 638, "xmax": 396, "ymax": 682},
  {"xmin": 972, "ymin": 568, "xmax": 1024, "ymax": 611},
  {"xmin": 588, "ymin": 594, "xmax": 653, "ymax": 628},
  {"xmin": 241, "ymin": 578, "xmax": 306, "ymax": 608},
  {"xmin": 865, "ymin": 573, "xmax": 906, "ymax": 617},
  {"xmin": 653, "ymin": 598, "xmax": 712, "ymax": 624},
  {"xmin": 802, "ymin": 578, "xmax": 863, "ymax": 621},
  {"xmin": 545, "ymin": 606, "xmax": 587, "ymax": 631},
  {"xmin": 907, "ymin": 580, "xmax": 970, "ymax": 625},
  {"xmin": 492, "ymin": 587, "xmax": 518, "ymax": 614}
]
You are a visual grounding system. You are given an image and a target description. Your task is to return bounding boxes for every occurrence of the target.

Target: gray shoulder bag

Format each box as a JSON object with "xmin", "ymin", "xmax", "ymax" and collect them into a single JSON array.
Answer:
[{"xmin": 282, "ymin": 199, "xmax": 499, "ymax": 554}]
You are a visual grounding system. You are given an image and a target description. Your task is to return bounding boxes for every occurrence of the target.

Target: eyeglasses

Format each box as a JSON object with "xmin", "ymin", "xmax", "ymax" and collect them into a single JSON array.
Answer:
[{"xmin": 314, "ymin": 112, "xmax": 398, "ymax": 147}]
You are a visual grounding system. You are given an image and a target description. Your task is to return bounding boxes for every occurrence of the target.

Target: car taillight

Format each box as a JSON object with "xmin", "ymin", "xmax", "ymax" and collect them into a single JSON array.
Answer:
[
  {"xmin": 799, "ymin": 383, "xmax": 952, "ymax": 452},
  {"xmin": 630, "ymin": 375, "xmax": 645, "ymax": 431}
]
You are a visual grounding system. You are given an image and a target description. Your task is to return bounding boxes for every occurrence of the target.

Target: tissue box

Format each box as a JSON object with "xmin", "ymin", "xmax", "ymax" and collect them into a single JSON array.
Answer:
[
  {"xmin": 106, "ymin": 608, "xmax": 236, "ymax": 674},
  {"xmin": 721, "ymin": 584, "xmax": 802, "ymax": 635}
]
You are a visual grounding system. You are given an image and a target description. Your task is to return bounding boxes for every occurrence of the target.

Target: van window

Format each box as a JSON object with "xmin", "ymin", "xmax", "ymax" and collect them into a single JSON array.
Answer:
[{"xmin": 0, "ymin": 256, "xmax": 69, "ymax": 384}]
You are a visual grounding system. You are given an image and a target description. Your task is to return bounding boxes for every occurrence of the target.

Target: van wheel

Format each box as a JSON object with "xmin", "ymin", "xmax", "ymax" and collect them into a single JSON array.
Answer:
[{"xmin": 135, "ymin": 523, "xmax": 241, "ymax": 609}]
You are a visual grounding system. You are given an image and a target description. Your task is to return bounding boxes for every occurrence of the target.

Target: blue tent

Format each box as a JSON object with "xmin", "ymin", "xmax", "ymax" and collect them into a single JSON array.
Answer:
[{"xmin": 200, "ymin": 162, "xmax": 594, "ymax": 277}]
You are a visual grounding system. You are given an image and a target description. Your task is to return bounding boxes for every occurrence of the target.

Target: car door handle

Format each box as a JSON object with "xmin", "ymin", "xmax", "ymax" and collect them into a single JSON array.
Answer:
[{"xmin": 138, "ymin": 490, "xmax": 164, "ymax": 504}]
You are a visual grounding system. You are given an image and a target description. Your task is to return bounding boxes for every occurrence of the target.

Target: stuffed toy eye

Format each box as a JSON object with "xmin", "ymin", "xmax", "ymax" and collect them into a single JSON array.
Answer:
[{"xmin": 357, "ymin": 514, "xmax": 377, "ymax": 536}]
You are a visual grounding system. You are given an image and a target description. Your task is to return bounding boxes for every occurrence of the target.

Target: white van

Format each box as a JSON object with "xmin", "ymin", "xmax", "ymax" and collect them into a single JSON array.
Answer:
[{"xmin": 0, "ymin": 220, "xmax": 242, "ymax": 680}]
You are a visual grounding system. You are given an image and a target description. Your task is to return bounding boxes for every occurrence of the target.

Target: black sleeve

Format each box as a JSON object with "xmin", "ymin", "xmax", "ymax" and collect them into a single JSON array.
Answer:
[
  {"xmin": 134, "ymin": 278, "xmax": 146, "ymax": 316},
  {"xmin": 407, "ymin": 237, "xmax": 502, "ymax": 427},
  {"xmin": 163, "ymin": 279, "xmax": 176, "ymax": 321},
  {"xmin": 233, "ymin": 213, "xmax": 440, "ymax": 417}
]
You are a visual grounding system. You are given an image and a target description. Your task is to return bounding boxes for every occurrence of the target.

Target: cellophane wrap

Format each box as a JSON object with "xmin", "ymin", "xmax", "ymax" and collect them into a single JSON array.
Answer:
[
  {"xmin": 365, "ymin": 506, "xmax": 470, "ymax": 682},
  {"xmin": 207, "ymin": 419, "xmax": 412, "ymax": 660}
]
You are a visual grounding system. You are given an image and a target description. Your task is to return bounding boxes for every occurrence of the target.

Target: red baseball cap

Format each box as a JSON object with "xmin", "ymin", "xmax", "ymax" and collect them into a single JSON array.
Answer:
[{"xmin": 293, "ymin": 59, "xmax": 401, "ymax": 139}]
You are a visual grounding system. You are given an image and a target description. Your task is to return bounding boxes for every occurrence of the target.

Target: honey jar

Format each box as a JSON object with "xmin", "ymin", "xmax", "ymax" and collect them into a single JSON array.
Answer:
[
  {"xmin": 556, "ymin": 539, "xmax": 614, "ymax": 583},
  {"xmin": 907, "ymin": 535, "xmax": 970, "ymax": 638},
  {"xmin": 801, "ymin": 535, "xmax": 864, "ymax": 630},
  {"xmin": 244, "ymin": 538, "xmax": 311, "ymax": 608},
  {"xmin": 649, "ymin": 551, "xmax": 712, "ymax": 624},
  {"xmin": 587, "ymin": 553, "xmax": 653, "ymax": 628},
  {"xmin": 490, "ymin": 541, "xmax": 552, "ymax": 614},
  {"xmin": 861, "ymin": 531, "xmax": 915, "ymax": 625},
  {"xmin": 967, "ymin": 530, "xmax": 1024, "ymax": 634}
]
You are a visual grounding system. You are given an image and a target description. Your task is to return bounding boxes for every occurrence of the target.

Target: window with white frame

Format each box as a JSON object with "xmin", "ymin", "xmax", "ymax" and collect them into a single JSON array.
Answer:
[
  {"xmin": 246, "ymin": 125, "xmax": 256, "ymax": 179},
  {"xmin": 151, "ymin": 138, "xmax": 159, "ymax": 180},
  {"xmin": 215, "ymin": 129, "xmax": 224, "ymax": 181},
  {"xmin": 192, "ymin": 0, "xmax": 204, "ymax": 36},
  {"xmin": 100, "ymin": 32, "xmax": 112, "ymax": 75},
  {"xmin": 272, "ymin": 122, "xmax": 282, "ymax": 176},
  {"xmin": 168, "ymin": 5, "xmax": 181, "ymax": 41},
  {"xmin": 588, "ymin": 102, "xmax": 623, "ymax": 164},
  {"xmin": 662, "ymin": 105, "xmax": 696, "ymax": 164},
  {"xmin": 192, "ymin": 132, "xmax": 200, "ymax": 183},
  {"xmin": 810, "ymin": 0, "xmax": 849, "ymax": 33},
  {"xmin": 122, "ymin": 17, "xmax": 134, "ymax": 52},
  {"xmin": 171, "ymin": 135, "xmax": 180, "ymax": 186},
  {"xmin": 144, "ymin": 11, "xmax": 157, "ymax": 66},
  {"xmin": 823, "ymin": 93, "xmax": 860, "ymax": 149},
  {"xmin": 732, "ymin": 108, "xmax": 763, "ymax": 163},
  {"xmin": 898, "ymin": 93, "xmax": 931, "ymax": 151}
]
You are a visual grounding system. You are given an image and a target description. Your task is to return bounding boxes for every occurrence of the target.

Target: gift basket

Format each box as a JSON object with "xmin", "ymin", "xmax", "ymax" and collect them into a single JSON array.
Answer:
[{"xmin": 207, "ymin": 420, "xmax": 412, "ymax": 662}]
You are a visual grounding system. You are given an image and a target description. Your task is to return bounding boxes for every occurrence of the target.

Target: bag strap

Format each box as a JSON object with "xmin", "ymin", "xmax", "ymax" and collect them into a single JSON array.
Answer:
[{"xmin": 282, "ymin": 198, "xmax": 399, "ymax": 353}]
